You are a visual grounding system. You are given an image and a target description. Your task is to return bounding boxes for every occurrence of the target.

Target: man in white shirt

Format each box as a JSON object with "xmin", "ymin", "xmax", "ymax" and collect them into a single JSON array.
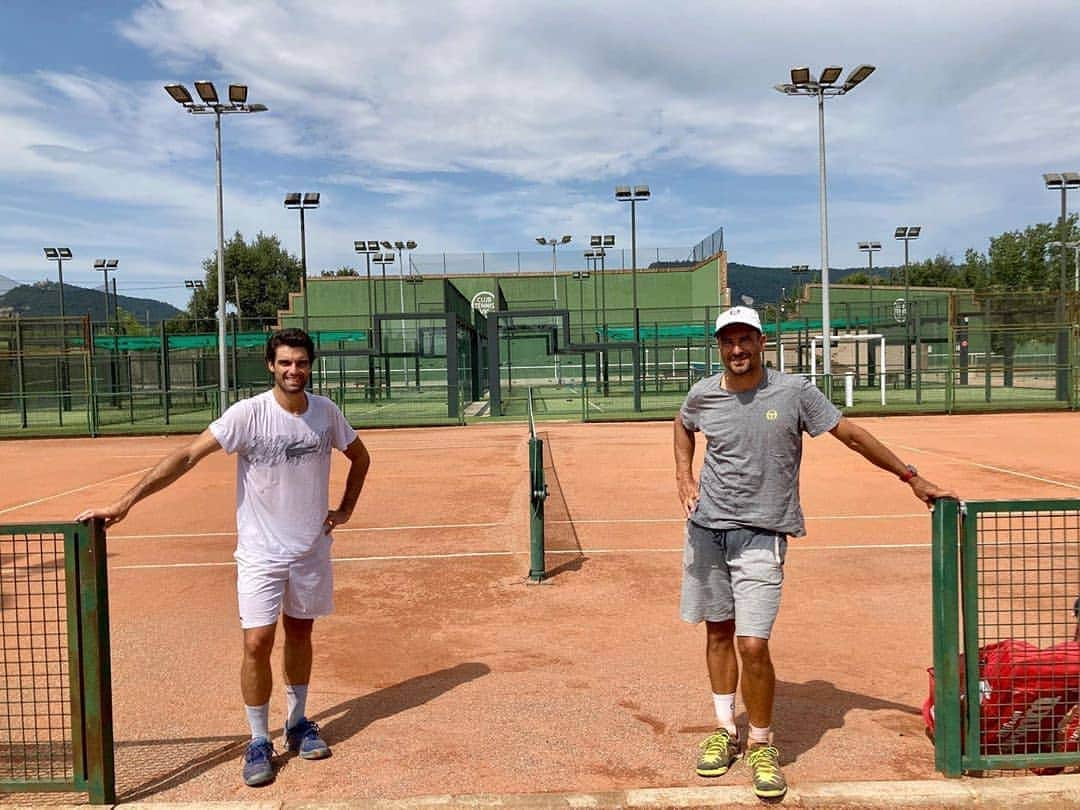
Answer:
[{"xmin": 77, "ymin": 328, "xmax": 371, "ymax": 787}]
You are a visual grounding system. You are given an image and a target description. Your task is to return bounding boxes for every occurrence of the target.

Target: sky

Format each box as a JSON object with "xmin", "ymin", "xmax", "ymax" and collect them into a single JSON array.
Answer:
[{"xmin": 3, "ymin": 0, "xmax": 1080, "ymax": 308}]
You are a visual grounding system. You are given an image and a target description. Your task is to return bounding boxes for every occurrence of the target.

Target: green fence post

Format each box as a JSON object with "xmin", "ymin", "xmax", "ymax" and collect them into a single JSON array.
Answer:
[
  {"xmin": 77, "ymin": 519, "xmax": 115, "ymax": 804},
  {"xmin": 931, "ymin": 497, "xmax": 963, "ymax": 777},
  {"xmin": 161, "ymin": 322, "xmax": 171, "ymax": 425},
  {"xmin": 15, "ymin": 314, "xmax": 27, "ymax": 428}
]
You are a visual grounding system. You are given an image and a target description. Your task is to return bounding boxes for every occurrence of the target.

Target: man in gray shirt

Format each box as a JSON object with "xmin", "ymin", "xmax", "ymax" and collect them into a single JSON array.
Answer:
[{"xmin": 673, "ymin": 306, "xmax": 954, "ymax": 799}]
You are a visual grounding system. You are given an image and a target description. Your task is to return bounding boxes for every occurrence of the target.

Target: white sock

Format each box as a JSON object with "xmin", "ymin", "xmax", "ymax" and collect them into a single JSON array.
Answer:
[
  {"xmin": 712, "ymin": 692, "xmax": 737, "ymax": 735},
  {"xmin": 748, "ymin": 723, "xmax": 771, "ymax": 746},
  {"xmin": 245, "ymin": 702, "xmax": 270, "ymax": 741},
  {"xmin": 285, "ymin": 683, "xmax": 308, "ymax": 731}
]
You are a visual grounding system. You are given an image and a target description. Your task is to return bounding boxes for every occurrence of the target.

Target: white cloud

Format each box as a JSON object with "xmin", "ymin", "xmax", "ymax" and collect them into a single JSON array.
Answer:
[{"xmin": 0, "ymin": 0, "xmax": 1079, "ymax": 309}]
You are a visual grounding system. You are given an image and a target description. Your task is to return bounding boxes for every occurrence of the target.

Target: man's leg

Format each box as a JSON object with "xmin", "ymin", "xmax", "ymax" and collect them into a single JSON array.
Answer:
[
  {"xmin": 736, "ymin": 635, "xmax": 775, "ymax": 736},
  {"xmin": 240, "ymin": 623, "xmax": 278, "ymax": 787},
  {"xmin": 695, "ymin": 618, "xmax": 741, "ymax": 776},
  {"xmin": 282, "ymin": 614, "xmax": 330, "ymax": 758},
  {"xmin": 728, "ymin": 527, "xmax": 788, "ymax": 799},
  {"xmin": 682, "ymin": 520, "xmax": 739, "ymax": 778},
  {"xmin": 283, "ymin": 614, "xmax": 314, "ymax": 729},
  {"xmin": 705, "ymin": 619, "xmax": 739, "ymax": 734},
  {"xmin": 241, "ymin": 623, "xmax": 278, "ymax": 729}
]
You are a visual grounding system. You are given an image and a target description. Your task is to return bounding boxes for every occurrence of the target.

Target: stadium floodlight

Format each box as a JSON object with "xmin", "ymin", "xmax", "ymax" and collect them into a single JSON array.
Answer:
[
  {"xmin": 819, "ymin": 66, "xmax": 843, "ymax": 85},
  {"xmin": 895, "ymin": 225, "xmax": 922, "ymax": 387},
  {"xmin": 93, "ymin": 258, "xmax": 120, "ymax": 326},
  {"xmin": 42, "ymin": 247, "xmax": 71, "ymax": 322},
  {"xmin": 163, "ymin": 80, "xmax": 267, "ymax": 411},
  {"xmin": 1045, "ymin": 171, "xmax": 1080, "ymax": 399},
  {"xmin": 537, "ymin": 233, "xmax": 573, "ymax": 382},
  {"xmin": 380, "ymin": 240, "xmax": 393, "ymax": 249},
  {"xmin": 353, "ymin": 239, "xmax": 384, "ymax": 331},
  {"xmin": 858, "ymin": 241, "xmax": 882, "ymax": 315},
  {"xmin": 843, "ymin": 64, "xmax": 876, "ymax": 90},
  {"xmin": 774, "ymin": 64, "xmax": 875, "ymax": 379},
  {"xmin": 164, "ymin": 84, "xmax": 193, "ymax": 105},
  {"xmin": 194, "ymin": 81, "xmax": 218, "ymax": 103},
  {"xmin": 385, "ymin": 238, "xmax": 418, "ymax": 322},
  {"xmin": 615, "ymin": 184, "xmax": 649, "ymax": 408},
  {"xmin": 284, "ymin": 192, "xmax": 320, "ymax": 333}
]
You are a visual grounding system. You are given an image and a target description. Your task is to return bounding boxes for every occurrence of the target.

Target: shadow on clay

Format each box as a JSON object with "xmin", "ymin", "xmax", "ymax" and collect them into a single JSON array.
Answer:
[{"xmin": 114, "ymin": 661, "xmax": 490, "ymax": 801}]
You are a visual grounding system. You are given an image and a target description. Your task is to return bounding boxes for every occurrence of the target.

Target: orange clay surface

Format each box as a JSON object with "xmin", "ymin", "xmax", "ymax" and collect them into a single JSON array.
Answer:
[{"xmin": 0, "ymin": 411, "xmax": 1078, "ymax": 802}]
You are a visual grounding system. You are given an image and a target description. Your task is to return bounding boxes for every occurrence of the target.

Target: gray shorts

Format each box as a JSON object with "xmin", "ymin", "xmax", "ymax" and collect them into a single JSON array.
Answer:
[{"xmin": 680, "ymin": 521, "xmax": 788, "ymax": 638}]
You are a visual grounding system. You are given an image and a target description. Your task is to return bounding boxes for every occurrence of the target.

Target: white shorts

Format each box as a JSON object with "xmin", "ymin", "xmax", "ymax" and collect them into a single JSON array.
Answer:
[{"xmin": 236, "ymin": 544, "xmax": 334, "ymax": 629}]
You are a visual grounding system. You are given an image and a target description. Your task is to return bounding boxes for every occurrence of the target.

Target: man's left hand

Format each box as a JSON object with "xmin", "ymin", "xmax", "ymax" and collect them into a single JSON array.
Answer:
[
  {"xmin": 910, "ymin": 476, "xmax": 958, "ymax": 509},
  {"xmin": 324, "ymin": 508, "xmax": 352, "ymax": 533}
]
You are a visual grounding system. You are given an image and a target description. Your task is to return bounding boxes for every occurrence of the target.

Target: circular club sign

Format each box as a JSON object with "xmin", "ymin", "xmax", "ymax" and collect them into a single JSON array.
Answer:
[
  {"xmin": 893, "ymin": 298, "xmax": 907, "ymax": 323},
  {"xmin": 471, "ymin": 291, "xmax": 496, "ymax": 316}
]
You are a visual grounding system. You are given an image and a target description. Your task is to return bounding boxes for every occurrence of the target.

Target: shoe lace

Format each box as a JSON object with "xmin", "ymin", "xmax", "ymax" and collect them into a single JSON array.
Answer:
[
  {"xmin": 748, "ymin": 745, "xmax": 780, "ymax": 779},
  {"xmin": 700, "ymin": 729, "xmax": 732, "ymax": 759},
  {"xmin": 302, "ymin": 720, "xmax": 321, "ymax": 739},
  {"xmin": 245, "ymin": 740, "xmax": 273, "ymax": 763}
]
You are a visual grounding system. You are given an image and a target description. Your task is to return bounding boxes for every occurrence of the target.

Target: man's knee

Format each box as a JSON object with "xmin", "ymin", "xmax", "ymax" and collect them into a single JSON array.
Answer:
[
  {"xmin": 736, "ymin": 635, "xmax": 771, "ymax": 666},
  {"xmin": 705, "ymin": 619, "xmax": 736, "ymax": 649},
  {"xmin": 282, "ymin": 614, "xmax": 315, "ymax": 643},
  {"xmin": 243, "ymin": 625, "xmax": 276, "ymax": 660}
]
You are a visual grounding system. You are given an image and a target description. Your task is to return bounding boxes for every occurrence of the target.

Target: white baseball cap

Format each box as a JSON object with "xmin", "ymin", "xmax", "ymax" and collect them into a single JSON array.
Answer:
[{"xmin": 714, "ymin": 305, "xmax": 762, "ymax": 336}]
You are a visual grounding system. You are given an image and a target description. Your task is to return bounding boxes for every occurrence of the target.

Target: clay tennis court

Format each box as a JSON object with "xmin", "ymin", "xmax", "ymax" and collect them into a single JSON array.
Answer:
[{"xmin": 1, "ymin": 411, "xmax": 1079, "ymax": 804}]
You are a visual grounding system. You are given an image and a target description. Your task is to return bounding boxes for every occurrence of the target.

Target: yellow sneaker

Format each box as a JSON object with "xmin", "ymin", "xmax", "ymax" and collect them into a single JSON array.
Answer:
[
  {"xmin": 747, "ymin": 744, "xmax": 787, "ymax": 799},
  {"xmin": 696, "ymin": 728, "xmax": 740, "ymax": 777}
]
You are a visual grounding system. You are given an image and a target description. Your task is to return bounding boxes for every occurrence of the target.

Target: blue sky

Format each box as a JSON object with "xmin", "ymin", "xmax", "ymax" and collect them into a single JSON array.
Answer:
[{"xmin": 3, "ymin": 1, "xmax": 1080, "ymax": 308}]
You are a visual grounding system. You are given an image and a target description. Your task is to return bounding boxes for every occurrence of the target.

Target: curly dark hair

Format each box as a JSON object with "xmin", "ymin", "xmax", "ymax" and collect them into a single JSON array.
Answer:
[{"xmin": 265, "ymin": 328, "xmax": 316, "ymax": 364}]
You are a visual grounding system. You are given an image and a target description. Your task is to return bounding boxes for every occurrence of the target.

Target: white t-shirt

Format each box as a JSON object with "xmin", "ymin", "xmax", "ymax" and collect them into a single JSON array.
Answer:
[{"xmin": 209, "ymin": 390, "xmax": 356, "ymax": 562}]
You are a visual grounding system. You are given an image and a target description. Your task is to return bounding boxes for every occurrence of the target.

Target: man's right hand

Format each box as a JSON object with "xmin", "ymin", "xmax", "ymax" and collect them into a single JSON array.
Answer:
[
  {"xmin": 677, "ymin": 477, "xmax": 699, "ymax": 518},
  {"xmin": 74, "ymin": 504, "xmax": 128, "ymax": 527}
]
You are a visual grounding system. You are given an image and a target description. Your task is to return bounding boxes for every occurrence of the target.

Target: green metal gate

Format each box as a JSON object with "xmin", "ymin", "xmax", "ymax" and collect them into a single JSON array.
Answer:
[
  {"xmin": 0, "ymin": 520, "xmax": 115, "ymax": 803},
  {"xmin": 932, "ymin": 498, "xmax": 1080, "ymax": 776}
]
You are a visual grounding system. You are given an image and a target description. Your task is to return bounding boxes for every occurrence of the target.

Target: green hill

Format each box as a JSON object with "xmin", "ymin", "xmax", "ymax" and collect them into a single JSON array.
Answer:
[{"xmin": 0, "ymin": 282, "xmax": 182, "ymax": 323}]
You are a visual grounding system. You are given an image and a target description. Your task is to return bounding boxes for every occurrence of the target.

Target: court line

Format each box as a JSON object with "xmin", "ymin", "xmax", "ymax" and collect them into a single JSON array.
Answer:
[
  {"xmin": 550, "ymin": 513, "xmax": 928, "ymax": 525},
  {"xmin": 109, "ymin": 542, "xmax": 931, "ymax": 571},
  {"xmin": 893, "ymin": 442, "xmax": 1080, "ymax": 491},
  {"xmin": 107, "ymin": 522, "xmax": 505, "ymax": 540},
  {"xmin": 107, "ymin": 513, "xmax": 928, "ymax": 541},
  {"xmin": 0, "ymin": 467, "xmax": 153, "ymax": 517}
]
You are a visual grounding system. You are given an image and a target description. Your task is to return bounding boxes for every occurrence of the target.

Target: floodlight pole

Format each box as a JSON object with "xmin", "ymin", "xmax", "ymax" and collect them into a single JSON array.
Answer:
[
  {"xmin": 165, "ymin": 82, "xmax": 266, "ymax": 413},
  {"xmin": 56, "ymin": 255, "xmax": 67, "ymax": 323},
  {"xmin": 895, "ymin": 229, "xmax": 920, "ymax": 388},
  {"xmin": 775, "ymin": 65, "xmax": 875, "ymax": 383},
  {"xmin": 213, "ymin": 109, "xmax": 228, "ymax": 406},
  {"xmin": 815, "ymin": 89, "xmax": 832, "ymax": 378}
]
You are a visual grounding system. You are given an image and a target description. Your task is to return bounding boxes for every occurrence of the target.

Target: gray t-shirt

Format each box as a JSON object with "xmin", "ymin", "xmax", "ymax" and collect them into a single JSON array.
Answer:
[{"xmin": 679, "ymin": 368, "xmax": 841, "ymax": 536}]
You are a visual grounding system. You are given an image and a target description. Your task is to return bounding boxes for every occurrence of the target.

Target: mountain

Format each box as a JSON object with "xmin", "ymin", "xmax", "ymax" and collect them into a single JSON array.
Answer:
[
  {"xmin": 0, "ymin": 282, "xmax": 182, "ymax": 323},
  {"xmin": 0, "ymin": 275, "xmax": 16, "ymax": 295},
  {"xmin": 728, "ymin": 262, "xmax": 895, "ymax": 305}
]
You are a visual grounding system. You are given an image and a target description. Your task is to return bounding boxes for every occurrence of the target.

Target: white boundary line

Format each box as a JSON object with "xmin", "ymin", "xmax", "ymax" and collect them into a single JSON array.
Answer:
[
  {"xmin": 0, "ymin": 467, "xmax": 153, "ymax": 516},
  {"xmin": 107, "ymin": 522, "xmax": 504, "ymax": 540},
  {"xmin": 110, "ymin": 542, "xmax": 931, "ymax": 571},
  {"xmin": 892, "ymin": 442, "xmax": 1080, "ymax": 491}
]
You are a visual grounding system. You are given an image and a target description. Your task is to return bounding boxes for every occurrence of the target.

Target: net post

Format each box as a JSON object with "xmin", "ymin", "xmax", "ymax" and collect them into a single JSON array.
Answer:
[
  {"xmin": 931, "ymin": 497, "xmax": 963, "ymax": 777},
  {"xmin": 527, "ymin": 390, "xmax": 547, "ymax": 581},
  {"xmin": 77, "ymin": 519, "xmax": 115, "ymax": 804}
]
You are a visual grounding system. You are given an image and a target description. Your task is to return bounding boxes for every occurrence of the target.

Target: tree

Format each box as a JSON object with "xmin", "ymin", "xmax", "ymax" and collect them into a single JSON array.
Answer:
[
  {"xmin": 321, "ymin": 266, "xmax": 359, "ymax": 277},
  {"xmin": 186, "ymin": 231, "xmax": 303, "ymax": 326},
  {"xmin": 115, "ymin": 306, "xmax": 151, "ymax": 336}
]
